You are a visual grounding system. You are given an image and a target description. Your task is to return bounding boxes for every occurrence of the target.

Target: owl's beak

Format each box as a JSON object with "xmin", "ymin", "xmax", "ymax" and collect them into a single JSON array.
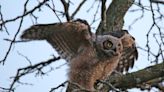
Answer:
[
  {"xmin": 113, "ymin": 52, "xmax": 119, "ymax": 56},
  {"xmin": 113, "ymin": 48, "xmax": 120, "ymax": 56},
  {"xmin": 107, "ymin": 50, "xmax": 118, "ymax": 57}
]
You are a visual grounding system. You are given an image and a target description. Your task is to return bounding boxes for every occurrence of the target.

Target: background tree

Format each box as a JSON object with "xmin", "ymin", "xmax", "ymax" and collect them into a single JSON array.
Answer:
[{"xmin": 0, "ymin": 0, "xmax": 164, "ymax": 92}]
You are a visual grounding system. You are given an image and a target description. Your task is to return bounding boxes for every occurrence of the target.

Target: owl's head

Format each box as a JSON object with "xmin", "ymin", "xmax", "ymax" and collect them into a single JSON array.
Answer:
[{"xmin": 94, "ymin": 35, "xmax": 123, "ymax": 58}]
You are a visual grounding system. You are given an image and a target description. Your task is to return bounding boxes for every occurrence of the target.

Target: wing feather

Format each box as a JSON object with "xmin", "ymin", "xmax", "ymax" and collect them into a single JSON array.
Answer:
[{"xmin": 21, "ymin": 19, "xmax": 92, "ymax": 61}]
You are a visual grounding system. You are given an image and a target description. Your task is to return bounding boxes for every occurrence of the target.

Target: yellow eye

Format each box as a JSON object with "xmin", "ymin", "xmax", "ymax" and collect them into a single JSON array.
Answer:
[{"xmin": 103, "ymin": 40, "xmax": 113, "ymax": 50}]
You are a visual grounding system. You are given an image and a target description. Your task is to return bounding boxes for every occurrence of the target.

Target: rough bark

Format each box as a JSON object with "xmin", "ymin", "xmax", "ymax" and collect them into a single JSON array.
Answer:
[
  {"xmin": 100, "ymin": 62, "xmax": 164, "ymax": 91},
  {"xmin": 96, "ymin": 0, "xmax": 134, "ymax": 35}
]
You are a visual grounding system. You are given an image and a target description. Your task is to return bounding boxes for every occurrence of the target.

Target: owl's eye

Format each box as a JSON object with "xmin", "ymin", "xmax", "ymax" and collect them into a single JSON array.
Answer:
[{"xmin": 103, "ymin": 40, "xmax": 113, "ymax": 50}]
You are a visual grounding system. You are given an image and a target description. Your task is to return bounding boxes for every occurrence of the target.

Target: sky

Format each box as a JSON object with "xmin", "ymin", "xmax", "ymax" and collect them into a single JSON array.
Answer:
[{"xmin": 0, "ymin": 0, "xmax": 163, "ymax": 92}]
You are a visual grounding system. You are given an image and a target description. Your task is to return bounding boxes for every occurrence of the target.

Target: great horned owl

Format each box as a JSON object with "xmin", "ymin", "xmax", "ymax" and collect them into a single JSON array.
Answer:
[{"xmin": 21, "ymin": 19, "xmax": 138, "ymax": 91}]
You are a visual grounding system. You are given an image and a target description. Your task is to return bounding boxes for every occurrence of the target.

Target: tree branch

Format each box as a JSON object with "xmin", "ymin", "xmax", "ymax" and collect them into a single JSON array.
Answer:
[
  {"xmin": 71, "ymin": 0, "xmax": 87, "ymax": 19},
  {"xmin": 50, "ymin": 81, "xmax": 68, "ymax": 92},
  {"xmin": 0, "ymin": 11, "xmax": 24, "ymax": 65},
  {"xmin": 0, "ymin": 0, "xmax": 49, "ymax": 26},
  {"xmin": 150, "ymin": 0, "xmax": 164, "ymax": 4},
  {"xmin": 0, "ymin": 0, "xmax": 49, "ymax": 65},
  {"xmin": 101, "ymin": 62, "xmax": 164, "ymax": 91},
  {"xmin": 60, "ymin": 0, "xmax": 70, "ymax": 21},
  {"xmin": 8, "ymin": 56, "xmax": 60, "ymax": 92},
  {"xmin": 96, "ymin": 0, "xmax": 134, "ymax": 34}
]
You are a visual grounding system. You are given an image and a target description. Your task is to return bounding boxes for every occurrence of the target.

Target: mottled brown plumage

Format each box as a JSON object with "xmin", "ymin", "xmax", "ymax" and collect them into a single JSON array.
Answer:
[
  {"xmin": 21, "ymin": 19, "xmax": 138, "ymax": 91},
  {"xmin": 103, "ymin": 30, "xmax": 138, "ymax": 72}
]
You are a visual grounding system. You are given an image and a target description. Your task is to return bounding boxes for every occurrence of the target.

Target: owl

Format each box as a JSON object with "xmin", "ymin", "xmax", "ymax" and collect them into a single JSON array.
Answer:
[{"xmin": 21, "ymin": 19, "xmax": 138, "ymax": 91}]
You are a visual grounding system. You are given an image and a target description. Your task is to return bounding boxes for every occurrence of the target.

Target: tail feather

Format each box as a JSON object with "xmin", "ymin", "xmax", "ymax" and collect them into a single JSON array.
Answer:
[{"xmin": 21, "ymin": 24, "xmax": 52, "ymax": 40}]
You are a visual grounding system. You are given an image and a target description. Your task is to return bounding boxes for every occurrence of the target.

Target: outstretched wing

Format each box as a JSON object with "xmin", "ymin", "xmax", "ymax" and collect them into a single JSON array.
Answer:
[
  {"xmin": 106, "ymin": 30, "xmax": 138, "ymax": 73},
  {"xmin": 21, "ymin": 19, "xmax": 92, "ymax": 61}
]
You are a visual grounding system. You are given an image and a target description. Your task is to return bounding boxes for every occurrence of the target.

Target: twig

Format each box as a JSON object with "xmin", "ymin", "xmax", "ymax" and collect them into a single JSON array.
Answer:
[
  {"xmin": 8, "ymin": 56, "xmax": 60, "ymax": 92},
  {"xmin": 133, "ymin": 2, "xmax": 151, "ymax": 11},
  {"xmin": 45, "ymin": 3, "xmax": 62, "ymax": 23},
  {"xmin": 0, "ymin": 0, "xmax": 29, "ymax": 65},
  {"xmin": 17, "ymin": 51, "xmax": 32, "ymax": 65},
  {"xmin": 0, "ymin": 5, "xmax": 9, "ymax": 35},
  {"xmin": 51, "ymin": 0, "xmax": 62, "ymax": 23},
  {"xmin": 0, "ymin": 0, "xmax": 49, "ymax": 65},
  {"xmin": 71, "ymin": 0, "xmax": 87, "ymax": 19},
  {"xmin": 0, "ymin": 14, "xmax": 24, "ymax": 65},
  {"xmin": 0, "ymin": 0, "xmax": 49, "ymax": 26},
  {"xmin": 87, "ymin": 1, "xmax": 97, "ymax": 12},
  {"xmin": 60, "ymin": 0, "xmax": 70, "ymax": 21},
  {"xmin": 50, "ymin": 81, "xmax": 68, "ymax": 92},
  {"xmin": 153, "ymin": 34, "xmax": 164, "ymax": 63},
  {"xmin": 137, "ymin": 46, "xmax": 156, "ymax": 57},
  {"xmin": 145, "ymin": 0, "xmax": 164, "ymax": 63},
  {"xmin": 156, "ymin": 4, "xmax": 164, "ymax": 20},
  {"xmin": 29, "ymin": 13, "xmax": 38, "ymax": 25},
  {"xmin": 90, "ymin": 1, "xmax": 101, "ymax": 26},
  {"xmin": 150, "ymin": 0, "xmax": 164, "ymax": 4},
  {"xmin": 0, "ymin": 87, "xmax": 14, "ymax": 92},
  {"xmin": 128, "ymin": 2, "xmax": 145, "ymax": 30}
]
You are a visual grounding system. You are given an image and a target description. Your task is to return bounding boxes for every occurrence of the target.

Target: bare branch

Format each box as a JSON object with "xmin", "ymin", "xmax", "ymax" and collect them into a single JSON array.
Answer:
[
  {"xmin": 87, "ymin": 1, "xmax": 97, "ymax": 12},
  {"xmin": 146, "ymin": 1, "xmax": 164, "ymax": 62},
  {"xmin": 45, "ymin": 0, "xmax": 62, "ymax": 23},
  {"xmin": 137, "ymin": 46, "xmax": 156, "ymax": 57},
  {"xmin": 0, "ymin": 5, "xmax": 9, "ymax": 35},
  {"xmin": 71, "ymin": 0, "xmax": 87, "ymax": 19},
  {"xmin": 0, "ymin": 0, "xmax": 50, "ymax": 65},
  {"xmin": 90, "ymin": 1, "xmax": 101, "ymax": 26},
  {"xmin": 0, "ymin": 87, "xmax": 14, "ymax": 92},
  {"xmin": 50, "ymin": 81, "xmax": 68, "ymax": 92},
  {"xmin": 0, "ymin": 0, "xmax": 49, "ymax": 26},
  {"xmin": 150, "ymin": 0, "xmax": 164, "ymax": 4},
  {"xmin": 128, "ymin": 2, "xmax": 146, "ymax": 30},
  {"xmin": 0, "ymin": 15, "xmax": 24, "ymax": 65},
  {"xmin": 0, "ymin": 0, "xmax": 29, "ymax": 65},
  {"xmin": 8, "ymin": 56, "xmax": 60, "ymax": 92},
  {"xmin": 29, "ymin": 13, "xmax": 38, "ymax": 24},
  {"xmin": 17, "ymin": 51, "xmax": 32, "ymax": 65},
  {"xmin": 60, "ymin": 0, "xmax": 70, "ymax": 21}
]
